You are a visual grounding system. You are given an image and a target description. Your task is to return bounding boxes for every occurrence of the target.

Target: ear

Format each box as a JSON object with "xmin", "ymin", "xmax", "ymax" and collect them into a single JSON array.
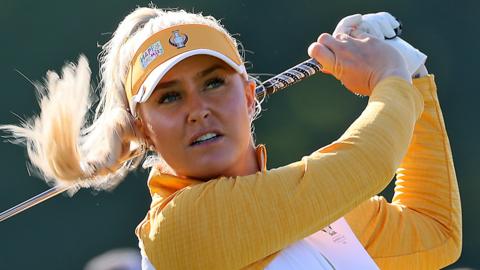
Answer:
[
  {"xmin": 134, "ymin": 114, "xmax": 154, "ymax": 147},
  {"xmin": 244, "ymin": 79, "xmax": 256, "ymax": 117}
]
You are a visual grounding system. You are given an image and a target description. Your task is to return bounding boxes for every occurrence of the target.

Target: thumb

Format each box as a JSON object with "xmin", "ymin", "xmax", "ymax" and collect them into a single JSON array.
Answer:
[
  {"xmin": 308, "ymin": 42, "xmax": 335, "ymax": 75},
  {"xmin": 308, "ymin": 33, "xmax": 338, "ymax": 75}
]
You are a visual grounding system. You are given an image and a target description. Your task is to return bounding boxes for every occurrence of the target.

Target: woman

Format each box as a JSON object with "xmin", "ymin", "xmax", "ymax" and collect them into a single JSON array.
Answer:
[{"xmin": 0, "ymin": 7, "xmax": 461, "ymax": 270}]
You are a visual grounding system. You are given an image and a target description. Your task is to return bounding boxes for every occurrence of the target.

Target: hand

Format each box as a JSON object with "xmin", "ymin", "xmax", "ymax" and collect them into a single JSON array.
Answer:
[
  {"xmin": 333, "ymin": 12, "xmax": 400, "ymax": 40},
  {"xmin": 333, "ymin": 12, "xmax": 427, "ymax": 77},
  {"xmin": 308, "ymin": 33, "xmax": 411, "ymax": 96}
]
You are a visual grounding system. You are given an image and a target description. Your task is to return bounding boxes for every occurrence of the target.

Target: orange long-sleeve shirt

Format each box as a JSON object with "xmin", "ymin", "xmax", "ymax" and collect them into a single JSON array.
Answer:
[{"xmin": 136, "ymin": 76, "xmax": 461, "ymax": 269}]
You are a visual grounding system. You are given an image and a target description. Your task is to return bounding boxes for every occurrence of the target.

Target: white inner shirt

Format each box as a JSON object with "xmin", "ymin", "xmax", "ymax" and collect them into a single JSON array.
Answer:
[{"xmin": 140, "ymin": 217, "xmax": 379, "ymax": 270}]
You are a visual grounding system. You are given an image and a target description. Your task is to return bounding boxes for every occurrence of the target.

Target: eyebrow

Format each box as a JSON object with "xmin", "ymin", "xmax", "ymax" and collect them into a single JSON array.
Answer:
[
  {"xmin": 154, "ymin": 64, "xmax": 225, "ymax": 90},
  {"xmin": 197, "ymin": 63, "xmax": 224, "ymax": 78}
]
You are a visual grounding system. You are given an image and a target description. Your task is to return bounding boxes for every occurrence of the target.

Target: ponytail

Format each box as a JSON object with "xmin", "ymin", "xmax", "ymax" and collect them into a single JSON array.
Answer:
[
  {"xmin": 0, "ymin": 6, "xmax": 254, "ymax": 193},
  {"xmin": 0, "ymin": 56, "xmax": 144, "ymax": 192}
]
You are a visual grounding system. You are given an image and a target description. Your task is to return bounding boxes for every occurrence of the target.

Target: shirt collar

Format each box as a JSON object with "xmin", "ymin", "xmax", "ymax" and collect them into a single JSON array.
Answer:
[{"xmin": 147, "ymin": 144, "xmax": 267, "ymax": 198}]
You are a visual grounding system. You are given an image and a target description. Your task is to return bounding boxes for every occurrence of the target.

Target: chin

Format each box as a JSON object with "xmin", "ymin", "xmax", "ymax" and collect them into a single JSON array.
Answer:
[
  {"xmin": 168, "ymin": 138, "xmax": 253, "ymax": 180},
  {"xmin": 184, "ymin": 146, "xmax": 241, "ymax": 179}
]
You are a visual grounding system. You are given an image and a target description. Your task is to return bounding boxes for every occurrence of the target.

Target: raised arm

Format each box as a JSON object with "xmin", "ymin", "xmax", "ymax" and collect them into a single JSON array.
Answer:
[
  {"xmin": 332, "ymin": 12, "xmax": 462, "ymax": 268},
  {"xmin": 345, "ymin": 75, "xmax": 462, "ymax": 269}
]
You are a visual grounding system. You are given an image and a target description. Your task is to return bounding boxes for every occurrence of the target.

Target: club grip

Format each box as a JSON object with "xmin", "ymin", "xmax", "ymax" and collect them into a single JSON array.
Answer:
[{"xmin": 255, "ymin": 58, "xmax": 323, "ymax": 100}]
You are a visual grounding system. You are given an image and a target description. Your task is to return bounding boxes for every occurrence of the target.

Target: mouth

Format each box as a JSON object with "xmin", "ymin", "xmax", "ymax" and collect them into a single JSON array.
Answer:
[{"xmin": 189, "ymin": 132, "xmax": 224, "ymax": 146}]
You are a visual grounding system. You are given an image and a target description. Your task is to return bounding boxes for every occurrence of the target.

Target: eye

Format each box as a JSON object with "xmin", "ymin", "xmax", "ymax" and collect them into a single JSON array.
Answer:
[
  {"xmin": 158, "ymin": 91, "xmax": 181, "ymax": 104},
  {"xmin": 204, "ymin": 77, "xmax": 225, "ymax": 90}
]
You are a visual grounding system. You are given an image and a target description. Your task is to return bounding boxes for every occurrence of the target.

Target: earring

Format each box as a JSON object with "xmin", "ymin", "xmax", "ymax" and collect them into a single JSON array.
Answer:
[{"xmin": 148, "ymin": 144, "xmax": 156, "ymax": 151}]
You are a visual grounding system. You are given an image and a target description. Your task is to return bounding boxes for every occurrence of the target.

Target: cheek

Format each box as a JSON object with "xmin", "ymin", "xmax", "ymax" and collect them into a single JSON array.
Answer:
[
  {"xmin": 221, "ymin": 86, "xmax": 252, "ymax": 140},
  {"xmin": 143, "ymin": 112, "xmax": 182, "ymax": 150}
]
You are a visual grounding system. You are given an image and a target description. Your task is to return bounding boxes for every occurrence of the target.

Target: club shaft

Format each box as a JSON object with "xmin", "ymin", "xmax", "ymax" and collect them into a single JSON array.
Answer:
[
  {"xmin": 0, "ymin": 185, "xmax": 73, "ymax": 222},
  {"xmin": 0, "ymin": 58, "xmax": 323, "ymax": 223}
]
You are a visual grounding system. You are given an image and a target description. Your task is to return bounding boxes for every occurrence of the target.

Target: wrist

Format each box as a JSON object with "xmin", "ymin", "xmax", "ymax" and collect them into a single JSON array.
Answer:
[{"xmin": 374, "ymin": 67, "xmax": 412, "ymax": 88}]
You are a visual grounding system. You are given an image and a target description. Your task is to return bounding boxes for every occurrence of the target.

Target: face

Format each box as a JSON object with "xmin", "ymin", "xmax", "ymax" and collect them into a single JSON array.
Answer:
[{"xmin": 137, "ymin": 55, "xmax": 257, "ymax": 180}]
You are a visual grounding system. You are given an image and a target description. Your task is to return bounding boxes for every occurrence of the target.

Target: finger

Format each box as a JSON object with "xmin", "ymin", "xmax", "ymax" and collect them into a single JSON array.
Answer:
[
  {"xmin": 349, "ymin": 27, "xmax": 368, "ymax": 39},
  {"xmin": 340, "ymin": 14, "xmax": 363, "ymax": 28},
  {"xmin": 379, "ymin": 12, "xmax": 400, "ymax": 29},
  {"xmin": 333, "ymin": 26, "xmax": 354, "ymax": 38},
  {"xmin": 358, "ymin": 20, "xmax": 384, "ymax": 39},
  {"xmin": 334, "ymin": 32, "xmax": 352, "ymax": 41},
  {"xmin": 368, "ymin": 19, "xmax": 385, "ymax": 39},
  {"xmin": 333, "ymin": 14, "xmax": 362, "ymax": 36},
  {"xmin": 308, "ymin": 41, "xmax": 335, "ymax": 74},
  {"xmin": 382, "ymin": 12, "xmax": 402, "ymax": 38},
  {"xmin": 366, "ymin": 12, "xmax": 399, "ymax": 39},
  {"xmin": 377, "ymin": 14, "xmax": 397, "ymax": 39},
  {"xmin": 317, "ymin": 33, "xmax": 345, "ymax": 49},
  {"xmin": 353, "ymin": 31, "xmax": 378, "ymax": 40}
]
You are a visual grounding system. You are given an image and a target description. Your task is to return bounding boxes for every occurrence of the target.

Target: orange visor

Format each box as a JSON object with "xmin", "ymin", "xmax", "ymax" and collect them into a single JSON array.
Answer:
[{"xmin": 124, "ymin": 24, "xmax": 246, "ymax": 115}]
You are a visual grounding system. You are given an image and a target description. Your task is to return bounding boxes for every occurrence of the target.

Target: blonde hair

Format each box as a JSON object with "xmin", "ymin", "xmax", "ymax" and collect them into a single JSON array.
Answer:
[{"xmin": 0, "ymin": 7, "xmax": 260, "ymax": 193}]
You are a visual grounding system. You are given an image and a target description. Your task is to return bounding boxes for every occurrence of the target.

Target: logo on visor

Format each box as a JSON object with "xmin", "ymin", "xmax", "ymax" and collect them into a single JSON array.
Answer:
[
  {"xmin": 140, "ymin": 41, "xmax": 164, "ymax": 69},
  {"xmin": 169, "ymin": 30, "xmax": 189, "ymax": 48}
]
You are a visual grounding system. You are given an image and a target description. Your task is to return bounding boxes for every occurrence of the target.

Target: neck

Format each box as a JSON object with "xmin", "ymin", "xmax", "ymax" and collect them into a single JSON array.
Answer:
[
  {"xmin": 200, "ymin": 144, "xmax": 259, "ymax": 181},
  {"xmin": 230, "ymin": 144, "xmax": 260, "ymax": 176}
]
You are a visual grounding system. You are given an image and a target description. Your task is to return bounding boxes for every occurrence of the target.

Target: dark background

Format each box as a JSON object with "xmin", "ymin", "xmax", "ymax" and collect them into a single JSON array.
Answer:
[{"xmin": 0, "ymin": 0, "xmax": 477, "ymax": 269}]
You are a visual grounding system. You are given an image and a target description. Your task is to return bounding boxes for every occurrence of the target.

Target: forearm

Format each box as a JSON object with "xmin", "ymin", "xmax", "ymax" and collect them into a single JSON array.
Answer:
[
  {"xmin": 138, "ymin": 77, "xmax": 424, "ymax": 269},
  {"xmin": 345, "ymin": 75, "xmax": 461, "ymax": 269},
  {"xmin": 392, "ymin": 75, "xmax": 461, "ymax": 264}
]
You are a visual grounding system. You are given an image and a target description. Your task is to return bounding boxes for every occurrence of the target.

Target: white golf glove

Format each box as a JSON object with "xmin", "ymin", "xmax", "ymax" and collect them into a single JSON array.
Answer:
[{"xmin": 333, "ymin": 12, "xmax": 427, "ymax": 77}]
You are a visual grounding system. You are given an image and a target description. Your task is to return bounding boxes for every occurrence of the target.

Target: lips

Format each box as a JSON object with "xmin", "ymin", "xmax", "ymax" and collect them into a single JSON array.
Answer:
[{"xmin": 189, "ymin": 130, "xmax": 224, "ymax": 146}]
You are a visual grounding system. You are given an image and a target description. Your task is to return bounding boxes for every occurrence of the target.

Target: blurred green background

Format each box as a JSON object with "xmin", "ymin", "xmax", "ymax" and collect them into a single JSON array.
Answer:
[{"xmin": 0, "ymin": 0, "xmax": 477, "ymax": 269}]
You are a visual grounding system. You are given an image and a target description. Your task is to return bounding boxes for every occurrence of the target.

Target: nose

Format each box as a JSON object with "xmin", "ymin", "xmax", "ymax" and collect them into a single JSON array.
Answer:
[
  {"xmin": 188, "ymin": 109, "xmax": 210, "ymax": 123},
  {"xmin": 187, "ymin": 95, "xmax": 210, "ymax": 124}
]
